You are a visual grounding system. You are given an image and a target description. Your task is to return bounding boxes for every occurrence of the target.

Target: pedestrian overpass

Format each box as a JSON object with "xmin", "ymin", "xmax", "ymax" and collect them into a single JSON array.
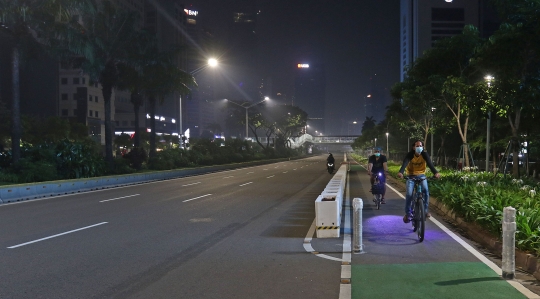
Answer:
[{"xmin": 254, "ymin": 134, "xmax": 358, "ymax": 148}]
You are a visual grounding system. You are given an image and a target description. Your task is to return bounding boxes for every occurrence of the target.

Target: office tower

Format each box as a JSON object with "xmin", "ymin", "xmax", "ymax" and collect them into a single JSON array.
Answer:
[
  {"xmin": 400, "ymin": 0, "xmax": 480, "ymax": 81},
  {"xmin": 294, "ymin": 63, "xmax": 326, "ymax": 134}
]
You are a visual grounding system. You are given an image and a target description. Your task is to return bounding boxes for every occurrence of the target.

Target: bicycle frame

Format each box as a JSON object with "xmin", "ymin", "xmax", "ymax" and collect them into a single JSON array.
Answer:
[{"xmin": 409, "ymin": 177, "xmax": 426, "ymax": 242}]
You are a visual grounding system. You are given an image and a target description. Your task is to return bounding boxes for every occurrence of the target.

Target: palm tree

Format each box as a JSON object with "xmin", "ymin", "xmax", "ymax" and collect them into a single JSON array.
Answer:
[
  {"xmin": 362, "ymin": 116, "xmax": 376, "ymax": 133},
  {"xmin": 54, "ymin": 0, "xmax": 142, "ymax": 169},
  {"xmin": 0, "ymin": 0, "xmax": 81, "ymax": 164},
  {"xmin": 142, "ymin": 61, "xmax": 196, "ymax": 158}
]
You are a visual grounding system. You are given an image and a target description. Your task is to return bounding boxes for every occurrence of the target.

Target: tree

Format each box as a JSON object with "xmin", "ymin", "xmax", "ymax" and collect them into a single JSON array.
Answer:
[
  {"xmin": 142, "ymin": 60, "xmax": 195, "ymax": 158},
  {"xmin": 474, "ymin": 2, "xmax": 540, "ymax": 176},
  {"xmin": 361, "ymin": 116, "xmax": 376, "ymax": 134},
  {"xmin": 54, "ymin": 0, "xmax": 142, "ymax": 169},
  {"xmin": 392, "ymin": 25, "xmax": 484, "ymax": 167},
  {"xmin": 0, "ymin": 0, "xmax": 82, "ymax": 164}
]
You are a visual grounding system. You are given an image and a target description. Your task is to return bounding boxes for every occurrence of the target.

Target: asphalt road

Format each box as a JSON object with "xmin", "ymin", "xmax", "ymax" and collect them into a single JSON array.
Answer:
[
  {"xmin": 3, "ymin": 154, "xmax": 539, "ymax": 299},
  {"xmin": 0, "ymin": 155, "xmax": 343, "ymax": 299}
]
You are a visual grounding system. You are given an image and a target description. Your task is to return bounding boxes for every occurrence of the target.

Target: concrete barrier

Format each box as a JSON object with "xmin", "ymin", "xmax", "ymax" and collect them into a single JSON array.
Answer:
[
  {"xmin": 0, "ymin": 157, "xmax": 303, "ymax": 204},
  {"xmin": 315, "ymin": 159, "xmax": 347, "ymax": 238}
]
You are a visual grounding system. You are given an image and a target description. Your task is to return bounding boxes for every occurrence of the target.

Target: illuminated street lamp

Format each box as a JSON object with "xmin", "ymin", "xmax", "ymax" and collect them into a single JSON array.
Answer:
[
  {"xmin": 374, "ymin": 138, "xmax": 377, "ymax": 148},
  {"xmin": 485, "ymin": 75, "xmax": 494, "ymax": 171},
  {"xmin": 179, "ymin": 58, "xmax": 218, "ymax": 147},
  {"xmin": 226, "ymin": 97, "xmax": 269, "ymax": 139}
]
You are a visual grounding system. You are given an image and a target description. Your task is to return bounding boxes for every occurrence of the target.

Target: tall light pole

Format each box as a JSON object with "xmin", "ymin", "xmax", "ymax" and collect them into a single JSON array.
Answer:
[
  {"xmin": 226, "ymin": 97, "xmax": 269, "ymax": 139},
  {"xmin": 374, "ymin": 138, "xmax": 377, "ymax": 148},
  {"xmin": 386, "ymin": 132, "xmax": 389, "ymax": 155},
  {"xmin": 485, "ymin": 75, "xmax": 494, "ymax": 171},
  {"xmin": 180, "ymin": 58, "xmax": 218, "ymax": 145},
  {"xmin": 430, "ymin": 107, "xmax": 436, "ymax": 156}
]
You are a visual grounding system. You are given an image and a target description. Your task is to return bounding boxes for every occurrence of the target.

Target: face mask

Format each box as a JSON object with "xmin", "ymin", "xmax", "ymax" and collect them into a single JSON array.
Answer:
[
  {"xmin": 415, "ymin": 147, "xmax": 423, "ymax": 154},
  {"xmin": 375, "ymin": 153, "xmax": 380, "ymax": 157}
]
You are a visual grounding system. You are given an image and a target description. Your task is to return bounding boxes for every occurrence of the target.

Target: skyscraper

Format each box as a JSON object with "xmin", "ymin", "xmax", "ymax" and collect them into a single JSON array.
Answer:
[{"xmin": 400, "ymin": 0, "xmax": 480, "ymax": 81}]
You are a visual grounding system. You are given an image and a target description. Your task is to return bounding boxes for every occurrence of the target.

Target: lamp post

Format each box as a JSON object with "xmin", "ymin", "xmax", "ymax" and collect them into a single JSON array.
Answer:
[
  {"xmin": 430, "ymin": 107, "xmax": 436, "ymax": 156},
  {"xmin": 386, "ymin": 132, "xmax": 389, "ymax": 155},
  {"xmin": 374, "ymin": 138, "xmax": 377, "ymax": 148},
  {"xmin": 180, "ymin": 58, "xmax": 218, "ymax": 146},
  {"xmin": 226, "ymin": 97, "xmax": 269, "ymax": 139},
  {"xmin": 485, "ymin": 75, "xmax": 494, "ymax": 172}
]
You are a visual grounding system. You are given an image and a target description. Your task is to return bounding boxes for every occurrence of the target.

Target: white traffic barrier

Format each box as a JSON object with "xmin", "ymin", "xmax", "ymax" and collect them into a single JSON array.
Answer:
[
  {"xmin": 353, "ymin": 198, "xmax": 364, "ymax": 253},
  {"xmin": 502, "ymin": 206, "xmax": 516, "ymax": 279},
  {"xmin": 315, "ymin": 164, "xmax": 347, "ymax": 238}
]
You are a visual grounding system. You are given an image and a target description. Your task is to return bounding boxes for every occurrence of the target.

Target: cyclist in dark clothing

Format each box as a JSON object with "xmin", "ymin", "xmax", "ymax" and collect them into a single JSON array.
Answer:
[{"xmin": 367, "ymin": 147, "xmax": 388, "ymax": 203}]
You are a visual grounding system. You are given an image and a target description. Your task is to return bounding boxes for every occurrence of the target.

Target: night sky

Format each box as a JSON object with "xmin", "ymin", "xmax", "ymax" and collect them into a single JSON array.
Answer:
[{"xmin": 186, "ymin": 0, "xmax": 400, "ymax": 135}]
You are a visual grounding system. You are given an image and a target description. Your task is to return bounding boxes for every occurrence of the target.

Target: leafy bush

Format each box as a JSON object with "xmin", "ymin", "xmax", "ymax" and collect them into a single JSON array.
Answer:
[{"xmin": 16, "ymin": 159, "xmax": 58, "ymax": 183}]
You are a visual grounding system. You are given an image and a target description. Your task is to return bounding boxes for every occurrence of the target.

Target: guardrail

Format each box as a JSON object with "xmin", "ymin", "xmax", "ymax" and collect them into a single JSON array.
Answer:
[
  {"xmin": 315, "ymin": 159, "xmax": 348, "ymax": 238},
  {"xmin": 0, "ymin": 158, "xmax": 301, "ymax": 205}
]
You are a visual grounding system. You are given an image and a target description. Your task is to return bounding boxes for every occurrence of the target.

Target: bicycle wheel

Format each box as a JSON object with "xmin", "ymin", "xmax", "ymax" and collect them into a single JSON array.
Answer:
[
  {"xmin": 376, "ymin": 194, "xmax": 381, "ymax": 210},
  {"xmin": 416, "ymin": 196, "xmax": 425, "ymax": 242}
]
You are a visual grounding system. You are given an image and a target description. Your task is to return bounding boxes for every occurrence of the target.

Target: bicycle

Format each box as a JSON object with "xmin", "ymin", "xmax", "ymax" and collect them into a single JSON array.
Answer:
[
  {"xmin": 371, "ymin": 172, "xmax": 385, "ymax": 210},
  {"xmin": 407, "ymin": 176, "xmax": 427, "ymax": 242}
]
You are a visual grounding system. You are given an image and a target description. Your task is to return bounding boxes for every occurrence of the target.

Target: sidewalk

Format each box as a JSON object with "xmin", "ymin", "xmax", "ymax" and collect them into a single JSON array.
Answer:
[{"xmin": 347, "ymin": 164, "xmax": 539, "ymax": 299}]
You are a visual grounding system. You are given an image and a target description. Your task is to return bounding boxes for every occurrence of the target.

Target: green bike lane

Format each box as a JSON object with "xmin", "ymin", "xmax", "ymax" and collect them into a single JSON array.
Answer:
[{"xmin": 347, "ymin": 164, "xmax": 536, "ymax": 299}]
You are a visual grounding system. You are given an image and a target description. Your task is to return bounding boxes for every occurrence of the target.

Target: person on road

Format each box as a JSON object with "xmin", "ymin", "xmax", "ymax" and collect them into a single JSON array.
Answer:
[
  {"xmin": 397, "ymin": 140, "xmax": 441, "ymax": 223},
  {"xmin": 367, "ymin": 147, "xmax": 388, "ymax": 204},
  {"xmin": 327, "ymin": 153, "xmax": 335, "ymax": 164}
]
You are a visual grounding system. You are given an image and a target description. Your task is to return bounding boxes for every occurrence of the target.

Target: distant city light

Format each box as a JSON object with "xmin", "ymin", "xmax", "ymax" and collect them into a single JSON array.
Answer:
[
  {"xmin": 297, "ymin": 64, "xmax": 309, "ymax": 68},
  {"xmin": 184, "ymin": 9, "xmax": 198, "ymax": 16}
]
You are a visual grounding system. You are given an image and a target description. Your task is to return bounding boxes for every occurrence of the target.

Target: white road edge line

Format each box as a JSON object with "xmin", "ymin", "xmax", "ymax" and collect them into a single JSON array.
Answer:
[
  {"xmin": 223, "ymin": 176, "xmax": 234, "ymax": 179},
  {"xmin": 182, "ymin": 194, "xmax": 212, "ymax": 203},
  {"xmin": 99, "ymin": 194, "xmax": 140, "ymax": 203},
  {"xmin": 7, "ymin": 222, "xmax": 108, "ymax": 249},
  {"xmin": 239, "ymin": 182, "xmax": 253, "ymax": 187},
  {"xmin": 266, "ymin": 175, "xmax": 275, "ymax": 178},
  {"xmin": 303, "ymin": 219, "xmax": 343, "ymax": 262},
  {"xmin": 385, "ymin": 182, "xmax": 540, "ymax": 299},
  {"xmin": 182, "ymin": 182, "xmax": 201, "ymax": 187}
]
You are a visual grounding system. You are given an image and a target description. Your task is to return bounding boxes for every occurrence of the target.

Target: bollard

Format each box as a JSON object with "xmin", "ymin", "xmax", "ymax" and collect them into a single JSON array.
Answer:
[
  {"xmin": 353, "ymin": 198, "xmax": 365, "ymax": 254},
  {"xmin": 502, "ymin": 206, "xmax": 516, "ymax": 279}
]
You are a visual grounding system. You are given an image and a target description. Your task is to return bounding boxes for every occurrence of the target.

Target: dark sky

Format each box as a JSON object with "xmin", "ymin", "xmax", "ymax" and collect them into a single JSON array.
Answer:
[{"xmin": 185, "ymin": 0, "xmax": 400, "ymax": 135}]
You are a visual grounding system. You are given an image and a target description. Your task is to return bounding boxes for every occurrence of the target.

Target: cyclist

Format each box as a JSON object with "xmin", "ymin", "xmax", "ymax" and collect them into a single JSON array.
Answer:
[
  {"xmin": 397, "ymin": 140, "xmax": 441, "ymax": 223},
  {"xmin": 367, "ymin": 147, "xmax": 388, "ymax": 204}
]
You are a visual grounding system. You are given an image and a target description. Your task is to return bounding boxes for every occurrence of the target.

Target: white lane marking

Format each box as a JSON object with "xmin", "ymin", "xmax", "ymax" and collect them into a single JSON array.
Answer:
[
  {"xmin": 283, "ymin": 171, "xmax": 288, "ymax": 173},
  {"xmin": 7, "ymin": 222, "xmax": 108, "ymax": 249},
  {"xmin": 223, "ymin": 176, "xmax": 234, "ymax": 179},
  {"xmin": 387, "ymin": 179, "xmax": 540, "ymax": 299},
  {"xmin": 247, "ymin": 172, "xmax": 254, "ymax": 174},
  {"xmin": 239, "ymin": 182, "xmax": 253, "ymax": 187},
  {"xmin": 182, "ymin": 182, "xmax": 201, "ymax": 187},
  {"xmin": 99, "ymin": 194, "xmax": 139, "ymax": 203},
  {"xmin": 266, "ymin": 175, "xmax": 275, "ymax": 178},
  {"xmin": 183, "ymin": 194, "xmax": 212, "ymax": 203},
  {"xmin": 303, "ymin": 219, "xmax": 343, "ymax": 262},
  {"xmin": 293, "ymin": 169, "xmax": 297, "ymax": 171},
  {"xmin": 263, "ymin": 169, "xmax": 268, "ymax": 170}
]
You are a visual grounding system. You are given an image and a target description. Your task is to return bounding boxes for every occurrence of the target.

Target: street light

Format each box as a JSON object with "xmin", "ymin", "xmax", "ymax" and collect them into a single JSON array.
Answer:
[
  {"xmin": 386, "ymin": 132, "xmax": 389, "ymax": 154},
  {"xmin": 347, "ymin": 120, "xmax": 358, "ymax": 135},
  {"xmin": 226, "ymin": 97, "xmax": 269, "ymax": 139},
  {"xmin": 374, "ymin": 138, "xmax": 377, "ymax": 148},
  {"xmin": 485, "ymin": 75, "xmax": 494, "ymax": 171},
  {"xmin": 179, "ymin": 58, "xmax": 218, "ymax": 147}
]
